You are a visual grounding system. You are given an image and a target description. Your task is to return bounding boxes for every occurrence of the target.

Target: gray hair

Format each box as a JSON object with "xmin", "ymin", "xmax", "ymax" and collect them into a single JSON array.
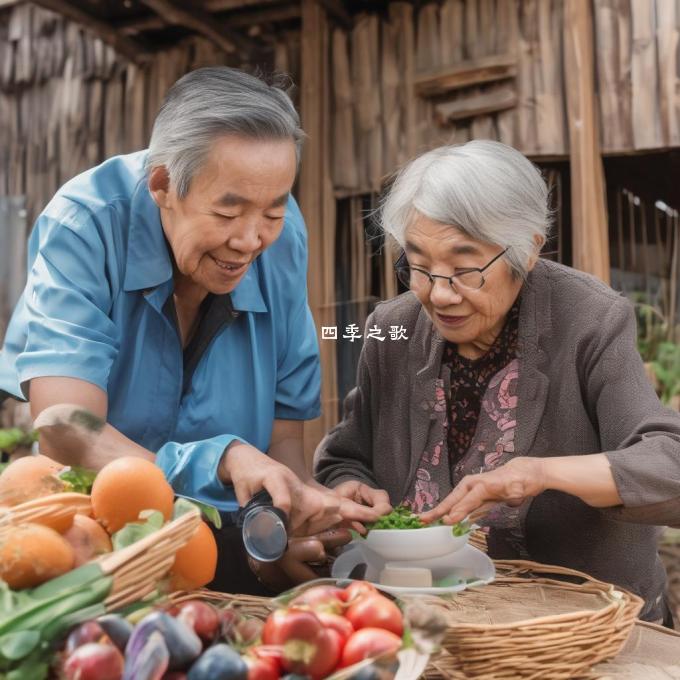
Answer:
[
  {"xmin": 379, "ymin": 140, "xmax": 551, "ymax": 277},
  {"xmin": 146, "ymin": 67, "xmax": 304, "ymax": 198}
]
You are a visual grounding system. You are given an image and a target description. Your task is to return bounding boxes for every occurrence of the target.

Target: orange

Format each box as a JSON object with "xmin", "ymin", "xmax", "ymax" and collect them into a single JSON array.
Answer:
[
  {"xmin": 0, "ymin": 523, "xmax": 75, "ymax": 588},
  {"xmin": 63, "ymin": 514, "xmax": 113, "ymax": 566},
  {"xmin": 169, "ymin": 520, "xmax": 218, "ymax": 591},
  {"xmin": 91, "ymin": 457, "xmax": 174, "ymax": 533},
  {"xmin": 0, "ymin": 454, "xmax": 66, "ymax": 506}
]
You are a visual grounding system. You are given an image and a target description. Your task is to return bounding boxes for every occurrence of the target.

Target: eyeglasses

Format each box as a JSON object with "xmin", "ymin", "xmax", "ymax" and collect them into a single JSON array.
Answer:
[{"xmin": 394, "ymin": 248, "xmax": 509, "ymax": 292}]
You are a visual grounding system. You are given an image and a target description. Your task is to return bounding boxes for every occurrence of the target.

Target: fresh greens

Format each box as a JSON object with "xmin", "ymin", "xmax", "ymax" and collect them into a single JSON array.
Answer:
[
  {"xmin": 0, "ymin": 429, "xmax": 38, "ymax": 454},
  {"xmin": 0, "ymin": 563, "xmax": 113, "ymax": 677},
  {"xmin": 58, "ymin": 466, "xmax": 97, "ymax": 495},
  {"xmin": 111, "ymin": 510, "xmax": 165, "ymax": 551},
  {"xmin": 174, "ymin": 495, "xmax": 222, "ymax": 529},
  {"xmin": 366, "ymin": 505, "xmax": 426, "ymax": 530},
  {"xmin": 365, "ymin": 505, "xmax": 472, "ymax": 537}
]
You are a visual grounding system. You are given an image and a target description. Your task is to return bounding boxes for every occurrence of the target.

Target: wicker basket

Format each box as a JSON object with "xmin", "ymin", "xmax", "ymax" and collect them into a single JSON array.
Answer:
[
  {"xmin": 418, "ymin": 559, "xmax": 643, "ymax": 680},
  {"xmin": 0, "ymin": 492, "xmax": 92, "ymax": 529},
  {"xmin": 0, "ymin": 493, "xmax": 200, "ymax": 611},
  {"xmin": 97, "ymin": 506, "xmax": 201, "ymax": 610}
]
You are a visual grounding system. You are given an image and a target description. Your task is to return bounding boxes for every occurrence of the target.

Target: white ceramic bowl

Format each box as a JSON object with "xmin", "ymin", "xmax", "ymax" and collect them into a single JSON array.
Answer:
[{"xmin": 362, "ymin": 524, "xmax": 470, "ymax": 561}]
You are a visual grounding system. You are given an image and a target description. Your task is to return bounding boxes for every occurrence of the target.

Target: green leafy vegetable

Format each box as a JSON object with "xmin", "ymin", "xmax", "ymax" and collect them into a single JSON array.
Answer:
[
  {"xmin": 365, "ymin": 505, "xmax": 472, "ymax": 537},
  {"xmin": 58, "ymin": 466, "xmax": 97, "ymax": 495},
  {"xmin": 174, "ymin": 495, "xmax": 222, "ymax": 529},
  {"xmin": 0, "ymin": 429, "xmax": 38, "ymax": 454},
  {"xmin": 111, "ymin": 510, "xmax": 165, "ymax": 551}
]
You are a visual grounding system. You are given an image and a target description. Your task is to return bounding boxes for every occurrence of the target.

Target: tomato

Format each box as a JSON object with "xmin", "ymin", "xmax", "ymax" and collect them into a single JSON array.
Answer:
[
  {"xmin": 345, "ymin": 594, "xmax": 403, "ymax": 636},
  {"xmin": 291, "ymin": 585, "xmax": 347, "ymax": 613},
  {"xmin": 244, "ymin": 654, "xmax": 279, "ymax": 680},
  {"xmin": 262, "ymin": 609, "xmax": 340, "ymax": 679},
  {"xmin": 343, "ymin": 581, "xmax": 377, "ymax": 603},
  {"xmin": 340, "ymin": 628, "xmax": 402, "ymax": 668},
  {"xmin": 248, "ymin": 645, "xmax": 284, "ymax": 673},
  {"xmin": 316, "ymin": 611, "xmax": 354, "ymax": 645}
]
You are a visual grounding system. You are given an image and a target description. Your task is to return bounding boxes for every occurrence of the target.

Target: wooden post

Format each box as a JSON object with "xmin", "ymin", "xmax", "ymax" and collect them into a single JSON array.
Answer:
[
  {"xmin": 299, "ymin": 0, "xmax": 337, "ymax": 468},
  {"xmin": 564, "ymin": 0, "xmax": 610, "ymax": 284}
]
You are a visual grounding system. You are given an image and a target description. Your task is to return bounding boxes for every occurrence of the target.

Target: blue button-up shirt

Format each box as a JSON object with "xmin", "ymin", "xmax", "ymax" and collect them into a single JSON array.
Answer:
[{"xmin": 0, "ymin": 151, "xmax": 321, "ymax": 513}]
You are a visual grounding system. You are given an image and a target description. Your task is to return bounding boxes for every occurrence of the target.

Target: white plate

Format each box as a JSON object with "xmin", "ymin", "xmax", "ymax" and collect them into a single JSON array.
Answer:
[{"xmin": 331, "ymin": 541, "xmax": 495, "ymax": 595}]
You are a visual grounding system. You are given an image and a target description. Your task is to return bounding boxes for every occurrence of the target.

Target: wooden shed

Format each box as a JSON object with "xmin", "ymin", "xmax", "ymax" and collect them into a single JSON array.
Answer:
[{"xmin": 0, "ymin": 0, "xmax": 679, "ymax": 454}]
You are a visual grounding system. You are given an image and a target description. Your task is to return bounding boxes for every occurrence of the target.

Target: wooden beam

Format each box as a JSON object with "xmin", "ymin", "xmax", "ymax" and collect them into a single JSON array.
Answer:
[
  {"xmin": 30, "ymin": 0, "xmax": 149, "ymax": 64},
  {"xmin": 435, "ymin": 85, "xmax": 517, "ymax": 123},
  {"xmin": 564, "ymin": 0, "xmax": 610, "ymax": 283},
  {"xmin": 299, "ymin": 0, "xmax": 337, "ymax": 466},
  {"xmin": 118, "ymin": 5, "xmax": 299, "ymax": 36},
  {"xmin": 415, "ymin": 53, "xmax": 517, "ymax": 97},
  {"xmin": 204, "ymin": 0, "xmax": 281, "ymax": 10},
  {"xmin": 137, "ymin": 0, "xmax": 258, "ymax": 56},
  {"xmin": 316, "ymin": 0, "xmax": 351, "ymax": 29}
]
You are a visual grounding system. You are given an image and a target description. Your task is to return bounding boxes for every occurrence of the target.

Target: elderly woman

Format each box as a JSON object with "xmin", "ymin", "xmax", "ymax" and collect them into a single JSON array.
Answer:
[
  {"xmin": 0, "ymin": 66, "xmax": 373, "ymax": 593},
  {"xmin": 315, "ymin": 140, "xmax": 680, "ymax": 623}
]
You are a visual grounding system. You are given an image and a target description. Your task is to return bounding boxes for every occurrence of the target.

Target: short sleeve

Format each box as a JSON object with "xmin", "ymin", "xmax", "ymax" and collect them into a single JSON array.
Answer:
[
  {"xmin": 273, "ymin": 198, "xmax": 321, "ymax": 420},
  {"xmin": 13, "ymin": 203, "xmax": 119, "ymax": 397}
]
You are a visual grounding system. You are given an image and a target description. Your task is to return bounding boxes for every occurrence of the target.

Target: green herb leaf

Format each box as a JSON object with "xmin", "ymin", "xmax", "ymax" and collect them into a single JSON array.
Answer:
[
  {"xmin": 0, "ymin": 631, "xmax": 40, "ymax": 660},
  {"xmin": 174, "ymin": 495, "xmax": 222, "ymax": 529},
  {"xmin": 58, "ymin": 466, "xmax": 97, "ymax": 495},
  {"xmin": 112, "ymin": 510, "xmax": 165, "ymax": 550}
]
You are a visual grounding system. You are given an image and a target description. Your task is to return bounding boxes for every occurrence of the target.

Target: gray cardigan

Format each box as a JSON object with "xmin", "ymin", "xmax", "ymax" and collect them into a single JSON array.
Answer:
[{"xmin": 314, "ymin": 259, "xmax": 680, "ymax": 620}]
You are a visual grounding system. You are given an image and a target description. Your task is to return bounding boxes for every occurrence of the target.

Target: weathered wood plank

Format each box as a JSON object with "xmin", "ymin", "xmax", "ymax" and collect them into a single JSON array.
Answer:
[
  {"xmin": 300, "ymin": 0, "xmax": 338, "ymax": 460},
  {"xmin": 439, "ymin": 0, "xmax": 463, "ymax": 66},
  {"xmin": 631, "ymin": 0, "xmax": 661, "ymax": 149},
  {"xmin": 331, "ymin": 28, "xmax": 358, "ymax": 191},
  {"xmin": 435, "ymin": 84, "xmax": 517, "ymax": 123},
  {"xmin": 656, "ymin": 0, "xmax": 680, "ymax": 147},
  {"xmin": 564, "ymin": 0, "xmax": 610, "ymax": 283},
  {"xmin": 30, "ymin": 0, "xmax": 148, "ymax": 64},
  {"xmin": 415, "ymin": 53, "xmax": 517, "ymax": 96}
]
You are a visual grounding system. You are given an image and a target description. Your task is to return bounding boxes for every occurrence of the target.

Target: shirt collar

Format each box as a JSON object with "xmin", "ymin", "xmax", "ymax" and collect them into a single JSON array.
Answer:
[
  {"xmin": 123, "ymin": 177, "xmax": 173, "ymax": 292},
  {"xmin": 123, "ymin": 176, "xmax": 268, "ymax": 313}
]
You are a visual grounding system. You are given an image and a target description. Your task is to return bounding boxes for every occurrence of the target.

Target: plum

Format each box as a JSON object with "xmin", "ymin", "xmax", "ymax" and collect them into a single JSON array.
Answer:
[
  {"xmin": 126, "ymin": 611, "xmax": 202, "ymax": 671},
  {"xmin": 123, "ymin": 630, "xmax": 169, "ymax": 680},
  {"xmin": 97, "ymin": 614, "xmax": 134, "ymax": 651},
  {"xmin": 175, "ymin": 601, "xmax": 220, "ymax": 642},
  {"xmin": 187, "ymin": 644, "xmax": 248, "ymax": 680},
  {"xmin": 65, "ymin": 620, "xmax": 105, "ymax": 654},
  {"xmin": 63, "ymin": 642, "xmax": 124, "ymax": 680}
]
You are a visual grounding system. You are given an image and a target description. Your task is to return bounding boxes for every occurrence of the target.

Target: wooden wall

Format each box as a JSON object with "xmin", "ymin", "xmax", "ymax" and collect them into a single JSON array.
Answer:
[
  {"xmin": 0, "ymin": 2, "xmax": 299, "ymax": 226},
  {"xmin": 330, "ymin": 0, "xmax": 680, "ymax": 198}
]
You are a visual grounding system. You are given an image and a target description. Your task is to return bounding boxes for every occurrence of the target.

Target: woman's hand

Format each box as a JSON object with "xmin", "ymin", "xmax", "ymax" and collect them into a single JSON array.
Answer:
[
  {"xmin": 248, "ymin": 528, "xmax": 353, "ymax": 591},
  {"xmin": 420, "ymin": 457, "xmax": 546, "ymax": 525},
  {"xmin": 330, "ymin": 480, "xmax": 393, "ymax": 531},
  {"xmin": 220, "ymin": 441, "xmax": 342, "ymax": 536}
]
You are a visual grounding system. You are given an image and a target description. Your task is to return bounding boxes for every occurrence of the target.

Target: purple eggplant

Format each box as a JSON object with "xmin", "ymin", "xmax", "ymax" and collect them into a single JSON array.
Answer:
[
  {"xmin": 125, "ymin": 611, "xmax": 202, "ymax": 671},
  {"xmin": 97, "ymin": 614, "xmax": 134, "ymax": 651},
  {"xmin": 123, "ymin": 630, "xmax": 169, "ymax": 680},
  {"xmin": 186, "ymin": 644, "xmax": 247, "ymax": 680}
]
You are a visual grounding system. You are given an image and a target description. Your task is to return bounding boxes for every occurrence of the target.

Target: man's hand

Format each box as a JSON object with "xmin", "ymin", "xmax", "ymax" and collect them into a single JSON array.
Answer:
[
  {"xmin": 330, "ymin": 480, "xmax": 393, "ymax": 530},
  {"xmin": 220, "ymin": 441, "xmax": 342, "ymax": 535},
  {"xmin": 420, "ymin": 457, "xmax": 546, "ymax": 525},
  {"xmin": 248, "ymin": 528, "xmax": 352, "ymax": 591}
]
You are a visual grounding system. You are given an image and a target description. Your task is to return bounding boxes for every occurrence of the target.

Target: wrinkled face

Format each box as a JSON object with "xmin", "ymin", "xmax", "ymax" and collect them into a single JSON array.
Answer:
[
  {"xmin": 404, "ymin": 214, "xmax": 531, "ymax": 357},
  {"xmin": 153, "ymin": 135, "xmax": 297, "ymax": 296}
]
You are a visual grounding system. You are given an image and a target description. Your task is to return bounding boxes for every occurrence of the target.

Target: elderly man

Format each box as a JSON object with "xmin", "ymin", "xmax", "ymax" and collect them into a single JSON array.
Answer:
[{"xmin": 0, "ymin": 67, "xmax": 381, "ymax": 592}]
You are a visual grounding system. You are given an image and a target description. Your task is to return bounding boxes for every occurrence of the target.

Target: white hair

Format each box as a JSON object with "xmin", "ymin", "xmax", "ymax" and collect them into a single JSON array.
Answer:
[
  {"xmin": 146, "ymin": 67, "xmax": 304, "ymax": 198},
  {"xmin": 379, "ymin": 140, "xmax": 551, "ymax": 277}
]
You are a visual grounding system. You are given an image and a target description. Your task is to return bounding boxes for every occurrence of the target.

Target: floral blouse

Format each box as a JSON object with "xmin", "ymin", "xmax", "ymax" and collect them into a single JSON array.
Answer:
[{"xmin": 403, "ymin": 301, "xmax": 528, "ymax": 557}]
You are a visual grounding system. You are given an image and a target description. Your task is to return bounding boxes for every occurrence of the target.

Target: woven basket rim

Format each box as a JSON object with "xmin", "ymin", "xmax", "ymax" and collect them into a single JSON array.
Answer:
[{"xmin": 433, "ymin": 558, "xmax": 643, "ymax": 630}]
